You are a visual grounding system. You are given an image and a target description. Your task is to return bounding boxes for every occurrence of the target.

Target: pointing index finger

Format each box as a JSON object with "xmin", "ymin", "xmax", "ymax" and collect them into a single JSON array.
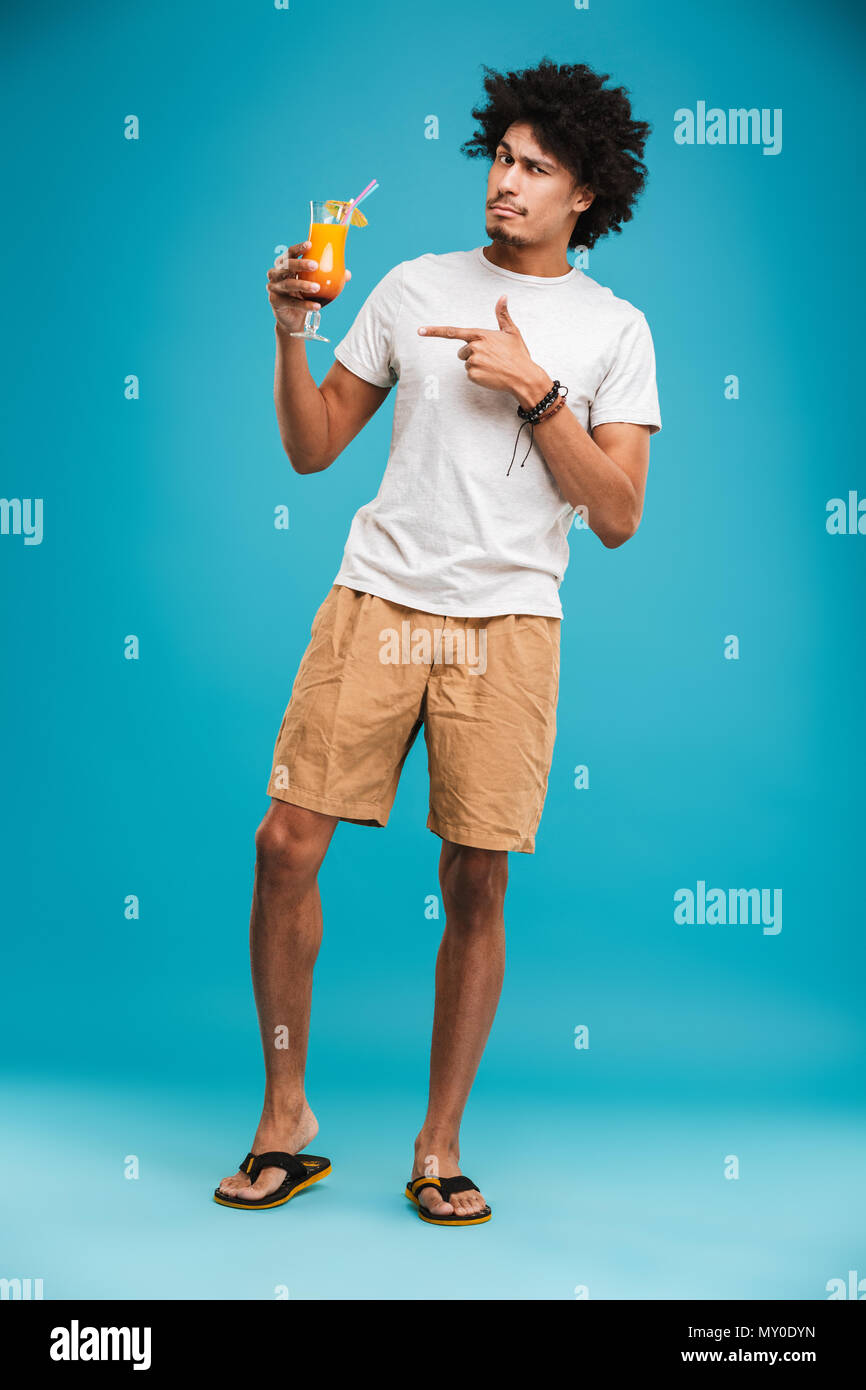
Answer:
[{"xmin": 417, "ymin": 326, "xmax": 485, "ymax": 340}]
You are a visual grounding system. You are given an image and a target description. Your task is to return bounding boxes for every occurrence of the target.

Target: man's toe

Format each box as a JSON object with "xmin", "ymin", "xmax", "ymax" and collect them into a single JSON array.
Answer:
[
  {"xmin": 218, "ymin": 1173, "xmax": 250, "ymax": 1195},
  {"xmin": 420, "ymin": 1190, "xmax": 454, "ymax": 1217}
]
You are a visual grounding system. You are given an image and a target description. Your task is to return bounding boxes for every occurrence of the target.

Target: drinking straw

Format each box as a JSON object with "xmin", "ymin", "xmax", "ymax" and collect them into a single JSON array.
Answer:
[{"xmin": 340, "ymin": 178, "xmax": 379, "ymax": 224}]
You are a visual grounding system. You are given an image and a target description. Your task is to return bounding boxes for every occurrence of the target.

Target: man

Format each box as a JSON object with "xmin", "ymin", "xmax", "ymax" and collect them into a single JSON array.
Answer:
[{"xmin": 215, "ymin": 58, "xmax": 661, "ymax": 1224}]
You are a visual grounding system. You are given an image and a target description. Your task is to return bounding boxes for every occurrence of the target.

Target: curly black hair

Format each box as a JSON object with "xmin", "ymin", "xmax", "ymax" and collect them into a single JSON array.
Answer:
[{"xmin": 461, "ymin": 58, "xmax": 651, "ymax": 250}]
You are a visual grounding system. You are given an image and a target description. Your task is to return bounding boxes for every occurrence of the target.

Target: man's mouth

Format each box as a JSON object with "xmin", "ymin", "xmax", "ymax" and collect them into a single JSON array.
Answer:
[{"xmin": 490, "ymin": 204, "xmax": 522, "ymax": 217}]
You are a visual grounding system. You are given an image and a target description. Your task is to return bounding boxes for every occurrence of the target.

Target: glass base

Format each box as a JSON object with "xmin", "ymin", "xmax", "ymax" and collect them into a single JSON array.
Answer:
[{"xmin": 288, "ymin": 330, "xmax": 330, "ymax": 342}]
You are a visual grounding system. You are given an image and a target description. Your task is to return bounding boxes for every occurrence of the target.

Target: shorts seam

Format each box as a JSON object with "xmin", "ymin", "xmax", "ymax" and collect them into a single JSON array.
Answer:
[
  {"xmin": 428, "ymin": 814, "xmax": 535, "ymax": 852},
  {"xmin": 269, "ymin": 783, "xmax": 385, "ymax": 815},
  {"xmin": 431, "ymin": 816, "xmax": 527, "ymax": 835}
]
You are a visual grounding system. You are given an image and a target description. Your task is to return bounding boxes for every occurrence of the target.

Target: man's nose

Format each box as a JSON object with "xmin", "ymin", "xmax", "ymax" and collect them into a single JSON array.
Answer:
[{"xmin": 497, "ymin": 169, "xmax": 521, "ymax": 195}]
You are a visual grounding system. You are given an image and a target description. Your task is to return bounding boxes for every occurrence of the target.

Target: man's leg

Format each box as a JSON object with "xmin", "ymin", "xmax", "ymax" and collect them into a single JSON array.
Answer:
[
  {"xmin": 217, "ymin": 798, "xmax": 338, "ymax": 1201},
  {"xmin": 411, "ymin": 840, "xmax": 508, "ymax": 1219}
]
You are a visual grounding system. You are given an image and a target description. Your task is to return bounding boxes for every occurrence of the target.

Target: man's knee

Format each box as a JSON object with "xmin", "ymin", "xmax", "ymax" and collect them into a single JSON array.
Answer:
[
  {"xmin": 254, "ymin": 801, "xmax": 335, "ymax": 883},
  {"xmin": 440, "ymin": 843, "xmax": 508, "ymax": 923}
]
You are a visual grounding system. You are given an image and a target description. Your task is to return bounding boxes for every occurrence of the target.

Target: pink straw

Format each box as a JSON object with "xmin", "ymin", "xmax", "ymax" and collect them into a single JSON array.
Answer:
[{"xmin": 340, "ymin": 178, "xmax": 379, "ymax": 224}]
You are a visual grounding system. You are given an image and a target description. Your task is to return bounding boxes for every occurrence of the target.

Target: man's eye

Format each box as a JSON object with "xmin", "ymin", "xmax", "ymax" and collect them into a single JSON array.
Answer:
[{"xmin": 496, "ymin": 153, "xmax": 545, "ymax": 173}]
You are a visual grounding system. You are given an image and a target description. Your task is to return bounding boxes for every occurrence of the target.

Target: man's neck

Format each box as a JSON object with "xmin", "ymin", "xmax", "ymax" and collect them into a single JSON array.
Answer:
[{"xmin": 481, "ymin": 242, "xmax": 572, "ymax": 278}]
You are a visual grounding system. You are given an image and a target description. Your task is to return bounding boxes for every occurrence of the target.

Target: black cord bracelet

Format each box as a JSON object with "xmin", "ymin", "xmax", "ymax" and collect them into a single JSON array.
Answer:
[{"xmin": 507, "ymin": 380, "xmax": 568, "ymax": 476}]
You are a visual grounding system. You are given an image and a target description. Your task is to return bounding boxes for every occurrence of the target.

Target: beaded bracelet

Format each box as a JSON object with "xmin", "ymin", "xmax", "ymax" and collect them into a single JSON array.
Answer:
[
  {"xmin": 517, "ymin": 378, "xmax": 564, "ymax": 423},
  {"xmin": 534, "ymin": 395, "xmax": 566, "ymax": 426},
  {"xmin": 507, "ymin": 380, "xmax": 569, "ymax": 476}
]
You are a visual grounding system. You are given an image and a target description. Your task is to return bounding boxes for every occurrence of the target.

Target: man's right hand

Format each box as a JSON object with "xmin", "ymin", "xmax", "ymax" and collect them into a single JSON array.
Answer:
[{"xmin": 267, "ymin": 240, "xmax": 322, "ymax": 333}]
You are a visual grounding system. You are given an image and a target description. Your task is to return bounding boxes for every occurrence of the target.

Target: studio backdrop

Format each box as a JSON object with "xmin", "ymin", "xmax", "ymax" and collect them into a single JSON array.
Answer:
[{"xmin": 1, "ymin": 0, "xmax": 864, "ymax": 1300}]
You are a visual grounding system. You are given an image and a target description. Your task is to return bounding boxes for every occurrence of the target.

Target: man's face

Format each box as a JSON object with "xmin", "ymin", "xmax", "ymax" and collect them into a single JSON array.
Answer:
[{"xmin": 484, "ymin": 122, "xmax": 594, "ymax": 248}]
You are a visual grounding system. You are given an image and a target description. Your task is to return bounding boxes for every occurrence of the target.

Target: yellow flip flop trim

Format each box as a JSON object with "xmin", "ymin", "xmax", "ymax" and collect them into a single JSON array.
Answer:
[{"xmin": 417, "ymin": 1208, "xmax": 492, "ymax": 1227}]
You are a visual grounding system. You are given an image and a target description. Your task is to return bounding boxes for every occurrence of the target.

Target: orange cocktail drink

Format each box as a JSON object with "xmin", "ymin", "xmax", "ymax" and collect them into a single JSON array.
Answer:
[
  {"xmin": 296, "ymin": 220, "xmax": 348, "ymax": 306},
  {"xmin": 289, "ymin": 186, "xmax": 377, "ymax": 342}
]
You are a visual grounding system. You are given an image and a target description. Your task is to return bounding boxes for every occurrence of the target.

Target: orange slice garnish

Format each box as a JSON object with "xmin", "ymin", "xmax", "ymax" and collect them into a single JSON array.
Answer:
[{"xmin": 325, "ymin": 199, "xmax": 369, "ymax": 227}]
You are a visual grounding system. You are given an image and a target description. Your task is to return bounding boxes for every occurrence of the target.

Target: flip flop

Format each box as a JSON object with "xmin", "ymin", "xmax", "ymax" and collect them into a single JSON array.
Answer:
[
  {"xmin": 404, "ymin": 1174, "xmax": 492, "ymax": 1226},
  {"xmin": 214, "ymin": 1150, "xmax": 331, "ymax": 1210}
]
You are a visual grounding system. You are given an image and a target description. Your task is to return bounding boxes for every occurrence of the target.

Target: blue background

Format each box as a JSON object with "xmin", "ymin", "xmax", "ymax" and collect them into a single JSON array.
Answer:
[{"xmin": 2, "ymin": 0, "xmax": 864, "ymax": 1299}]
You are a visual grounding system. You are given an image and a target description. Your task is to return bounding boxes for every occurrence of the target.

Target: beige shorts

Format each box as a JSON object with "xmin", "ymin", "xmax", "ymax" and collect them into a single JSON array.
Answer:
[{"xmin": 267, "ymin": 585, "xmax": 560, "ymax": 853}]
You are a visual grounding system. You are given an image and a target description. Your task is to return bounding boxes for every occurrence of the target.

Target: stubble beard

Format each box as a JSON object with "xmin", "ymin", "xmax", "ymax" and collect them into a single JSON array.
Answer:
[{"xmin": 486, "ymin": 218, "xmax": 530, "ymax": 247}]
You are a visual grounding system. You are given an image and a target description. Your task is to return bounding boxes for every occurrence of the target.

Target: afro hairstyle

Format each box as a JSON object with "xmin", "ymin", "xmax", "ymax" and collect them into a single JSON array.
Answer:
[{"xmin": 461, "ymin": 58, "xmax": 651, "ymax": 250}]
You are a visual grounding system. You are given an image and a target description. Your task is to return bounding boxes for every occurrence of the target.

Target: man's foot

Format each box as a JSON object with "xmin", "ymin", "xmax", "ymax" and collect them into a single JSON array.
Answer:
[
  {"xmin": 410, "ymin": 1146, "xmax": 489, "ymax": 1219},
  {"xmin": 217, "ymin": 1101, "xmax": 318, "ymax": 1202}
]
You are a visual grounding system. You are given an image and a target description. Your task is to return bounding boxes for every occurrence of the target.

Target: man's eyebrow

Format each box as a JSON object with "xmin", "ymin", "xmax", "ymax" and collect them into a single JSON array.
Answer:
[{"xmin": 497, "ymin": 139, "xmax": 557, "ymax": 171}]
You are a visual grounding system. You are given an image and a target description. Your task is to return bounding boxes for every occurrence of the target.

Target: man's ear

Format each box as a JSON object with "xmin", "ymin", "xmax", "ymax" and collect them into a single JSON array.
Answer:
[{"xmin": 571, "ymin": 180, "xmax": 594, "ymax": 215}]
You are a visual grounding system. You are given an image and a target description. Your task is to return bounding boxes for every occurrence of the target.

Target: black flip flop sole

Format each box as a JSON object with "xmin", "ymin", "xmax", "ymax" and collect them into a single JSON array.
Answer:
[{"xmin": 214, "ymin": 1160, "xmax": 331, "ymax": 1210}]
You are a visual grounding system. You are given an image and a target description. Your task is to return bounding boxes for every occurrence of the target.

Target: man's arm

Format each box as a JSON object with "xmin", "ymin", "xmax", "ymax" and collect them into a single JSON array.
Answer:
[
  {"xmin": 516, "ymin": 363, "xmax": 650, "ymax": 547},
  {"xmin": 588, "ymin": 422, "xmax": 651, "ymax": 544},
  {"xmin": 274, "ymin": 325, "xmax": 391, "ymax": 475},
  {"xmin": 418, "ymin": 297, "xmax": 654, "ymax": 547}
]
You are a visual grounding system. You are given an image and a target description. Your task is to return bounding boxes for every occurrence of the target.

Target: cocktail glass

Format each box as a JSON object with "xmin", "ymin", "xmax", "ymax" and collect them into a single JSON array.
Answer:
[{"xmin": 289, "ymin": 199, "xmax": 349, "ymax": 343}]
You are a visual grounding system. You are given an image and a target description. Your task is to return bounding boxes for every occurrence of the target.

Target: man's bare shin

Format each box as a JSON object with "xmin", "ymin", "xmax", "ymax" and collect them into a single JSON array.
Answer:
[
  {"xmin": 249, "ymin": 801, "xmax": 338, "ymax": 1116},
  {"xmin": 419, "ymin": 844, "xmax": 508, "ymax": 1150}
]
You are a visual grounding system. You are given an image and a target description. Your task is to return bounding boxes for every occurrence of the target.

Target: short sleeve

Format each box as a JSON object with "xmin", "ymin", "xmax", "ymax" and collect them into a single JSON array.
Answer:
[
  {"xmin": 589, "ymin": 311, "xmax": 661, "ymax": 435},
  {"xmin": 332, "ymin": 262, "xmax": 404, "ymax": 389}
]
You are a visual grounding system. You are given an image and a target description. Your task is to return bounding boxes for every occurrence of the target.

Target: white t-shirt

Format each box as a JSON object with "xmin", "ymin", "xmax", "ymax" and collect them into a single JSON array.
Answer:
[{"xmin": 332, "ymin": 246, "xmax": 661, "ymax": 618}]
